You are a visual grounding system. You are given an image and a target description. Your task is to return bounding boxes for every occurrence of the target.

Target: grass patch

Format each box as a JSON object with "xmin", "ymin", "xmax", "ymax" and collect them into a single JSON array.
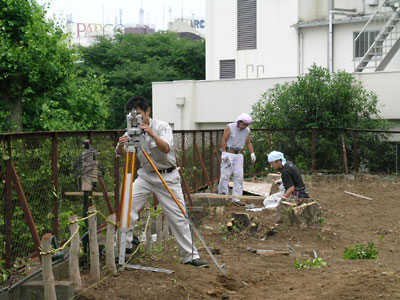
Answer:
[{"xmin": 342, "ymin": 241, "xmax": 378, "ymax": 259}]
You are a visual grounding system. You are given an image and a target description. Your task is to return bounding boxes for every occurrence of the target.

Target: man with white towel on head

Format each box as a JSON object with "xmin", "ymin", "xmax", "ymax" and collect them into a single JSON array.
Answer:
[
  {"xmin": 264, "ymin": 151, "xmax": 309, "ymax": 208},
  {"xmin": 218, "ymin": 113, "xmax": 256, "ymax": 206}
]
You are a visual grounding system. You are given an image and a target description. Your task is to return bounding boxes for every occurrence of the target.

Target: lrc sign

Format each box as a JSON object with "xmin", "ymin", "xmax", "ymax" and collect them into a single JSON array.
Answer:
[
  {"xmin": 192, "ymin": 19, "xmax": 205, "ymax": 29},
  {"xmin": 76, "ymin": 23, "xmax": 126, "ymax": 37}
]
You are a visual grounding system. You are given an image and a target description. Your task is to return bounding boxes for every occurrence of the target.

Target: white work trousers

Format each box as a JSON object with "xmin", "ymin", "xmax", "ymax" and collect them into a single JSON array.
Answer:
[
  {"xmin": 218, "ymin": 153, "xmax": 244, "ymax": 202},
  {"xmin": 128, "ymin": 168, "xmax": 199, "ymax": 263}
]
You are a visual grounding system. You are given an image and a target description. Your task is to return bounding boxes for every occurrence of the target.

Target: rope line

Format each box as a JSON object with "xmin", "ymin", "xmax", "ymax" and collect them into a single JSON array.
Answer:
[
  {"xmin": 40, "ymin": 209, "xmax": 117, "ymax": 255},
  {"xmin": 40, "ymin": 225, "xmax": 80, "ymax": 255},
  {"xmin": 68, "ymin": 208, "xmax": 152, "ymax": 300}
]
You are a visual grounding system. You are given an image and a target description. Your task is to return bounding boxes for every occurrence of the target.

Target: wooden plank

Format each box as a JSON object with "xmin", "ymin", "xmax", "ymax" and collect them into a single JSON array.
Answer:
[
  {"xmin": 344, "ymin": 191, "xmax": 372, "ymax": 200},
  {"xmin": 192, "ymin": 193, "xmax": 264, "ymax": 200},
  {"xmin": 229, "ymin": 181, "xmax": 272, "ymax": 197},
  {"xmin": 292, "ymin": 201, "xmax": 316, "ymax": 215},
  {"xmin": 64, "ymin": 192, "xmax": 115, "ymax": 196},
  {"xmin": 247, "ymin": 247, "xmax": 290, "ymax": 256},
  {"xmin": 282, "ymin": 201, "xmax": 296, "ymax": 207}
]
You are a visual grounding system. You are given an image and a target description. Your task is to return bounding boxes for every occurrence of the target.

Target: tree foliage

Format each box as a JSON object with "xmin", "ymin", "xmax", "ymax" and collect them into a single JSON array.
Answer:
[
  {"xmin": 0, "ymin": 0, "xmax": 109, "ymax": 132},
  {"xmin": 252, "ymin": 64, "xmax": 389, "ymax": 130},
  {"xmin": 78, "ymin": 32, "xmax": 205, "ymax": 129},
  {"xmin": 251, "ymin": 65, "xmax": 393, "ymax": 172}
]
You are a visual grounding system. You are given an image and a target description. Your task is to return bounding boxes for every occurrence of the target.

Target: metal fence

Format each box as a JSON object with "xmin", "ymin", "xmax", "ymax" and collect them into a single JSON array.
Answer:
[{"xmin": 0, "ymin": 128, "xmax": 399, "ymax": 268}]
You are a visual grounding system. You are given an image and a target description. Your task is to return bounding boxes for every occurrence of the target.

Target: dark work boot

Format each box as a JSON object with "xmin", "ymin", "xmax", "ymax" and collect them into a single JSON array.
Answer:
[{"xmin": 184, "ymin": 259, "xmax": 209, "ymax": 268}]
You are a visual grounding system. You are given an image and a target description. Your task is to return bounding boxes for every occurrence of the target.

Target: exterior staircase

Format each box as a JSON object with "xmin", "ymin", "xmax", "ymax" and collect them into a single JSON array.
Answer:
[{"xmin": 354, "ymin": 0, "xmax": 400, "ymax": 72}]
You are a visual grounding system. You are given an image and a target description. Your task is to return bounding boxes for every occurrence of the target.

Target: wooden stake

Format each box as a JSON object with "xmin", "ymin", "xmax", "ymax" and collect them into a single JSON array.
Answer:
[
  {"xmin": 41, "ymin": 233, "xmax": 57, "ymax": 300},
  {"xmin": 88, "ymin": 206, "xmax": 100, "ymax": 281},
  {"xmin": 68, "ymin": 215, "xmax": 82, "ymax": 291},
  {"xmin": 106, "ymin": 214, "xmax": 117, "ymax": 274}
]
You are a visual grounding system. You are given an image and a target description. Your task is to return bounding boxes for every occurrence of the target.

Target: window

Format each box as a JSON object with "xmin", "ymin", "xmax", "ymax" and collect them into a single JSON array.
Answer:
[
  {"xmin": 354, "ymin": 31, "xmax": 380, "ymax": 58},
  {"xmin": 237, "ymin": 0, "xmax": 257, "ymax": 50},
  {"xmin": 220, "ymin": 60, "xmax": 236, "ymax": 79}
]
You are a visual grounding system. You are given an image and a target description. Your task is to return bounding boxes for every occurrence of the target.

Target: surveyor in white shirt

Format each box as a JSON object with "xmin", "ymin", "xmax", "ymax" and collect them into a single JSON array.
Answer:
[{"xmin": 218, "ymin": 113, "xmax": 256, "ymax": 206}]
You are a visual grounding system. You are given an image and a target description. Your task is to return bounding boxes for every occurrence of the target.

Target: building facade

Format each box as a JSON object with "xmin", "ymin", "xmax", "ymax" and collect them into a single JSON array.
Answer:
[{"xmin": 153, "ymin": 0, "xmax": 400, "ymax": 130}]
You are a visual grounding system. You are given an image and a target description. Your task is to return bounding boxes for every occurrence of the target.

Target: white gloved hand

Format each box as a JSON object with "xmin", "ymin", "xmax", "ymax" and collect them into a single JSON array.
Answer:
[
  {"xmin": 251, "ymin": 152, "xmax": 256, "ymax": 163},
  {"xmin": 221, "ymin": 151, "xmax": 228, "ymax": 162}
]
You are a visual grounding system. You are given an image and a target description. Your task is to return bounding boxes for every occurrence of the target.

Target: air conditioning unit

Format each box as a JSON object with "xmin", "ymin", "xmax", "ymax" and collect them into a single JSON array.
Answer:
[{"xmin": 366, "ymin": 0, "xmax": 378, "ymax": 6}]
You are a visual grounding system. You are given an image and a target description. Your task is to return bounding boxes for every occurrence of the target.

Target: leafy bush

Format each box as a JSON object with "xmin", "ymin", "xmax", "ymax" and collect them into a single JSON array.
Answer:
[
  {"xmin": 251, "ymin": 64, "xmax": 392, "ymax": 171},
  {"xmin": 342, "ymin": 241, "xmax": 378, "ymax": 259}
]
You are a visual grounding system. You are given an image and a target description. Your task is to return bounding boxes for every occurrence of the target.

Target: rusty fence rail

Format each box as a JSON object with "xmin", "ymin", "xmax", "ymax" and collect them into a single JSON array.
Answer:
[{"xmin": 0, "ymin": 128, "xmax": 399, "ymax": 268}]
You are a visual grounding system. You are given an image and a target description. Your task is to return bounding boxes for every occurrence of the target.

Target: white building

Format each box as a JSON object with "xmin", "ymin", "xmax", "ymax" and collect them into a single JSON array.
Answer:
[{"xmin": 152, "ymin": 0, "xmax": 400, "ymax": 130}]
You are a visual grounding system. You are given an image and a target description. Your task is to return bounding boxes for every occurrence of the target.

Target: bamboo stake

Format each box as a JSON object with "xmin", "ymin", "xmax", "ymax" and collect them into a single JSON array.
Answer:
[
  {"xmin": 156, "ymin": 214, "xmax": 163, "ymax": 243},
  {"xmin": 162, "ymin": 215, "xmax": 169, "ymax": 241},
  {"xmin": 88, "ymin": 206, "xmax": 100, "ymax": 282},
  {"xmin": 106, "ymin": 214, "xmax": 117, "ymax": 274},
  {"xmin": 145, "ymin": 209, "xmax": 152, "ymax": 252},
  {"xmin": 41, "ymin": 233, "xmax": 57, "ymax": 300},
  {"xmin": 68, "ymin": 215, "xmax": 82, "ymax": 291}
]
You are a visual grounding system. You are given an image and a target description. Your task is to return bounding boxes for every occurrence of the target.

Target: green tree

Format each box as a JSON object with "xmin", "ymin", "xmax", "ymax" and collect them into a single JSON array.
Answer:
[
  {"xmin": 251, "ymin": 64, "xmax": 392, "ymax": 171},
  {"xmin": 79, "ymin": 32, "xmax": 205, "ymax": 129},
  {"xmin": 0, "ymin": 0, "xmax": 109, "ymax": 132}
]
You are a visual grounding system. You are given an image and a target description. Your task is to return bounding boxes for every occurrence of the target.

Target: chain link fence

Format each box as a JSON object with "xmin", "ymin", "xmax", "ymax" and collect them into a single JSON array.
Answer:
[{"xmin": 0, "ymin": 128, "xmax": 399, "ymax": 268}]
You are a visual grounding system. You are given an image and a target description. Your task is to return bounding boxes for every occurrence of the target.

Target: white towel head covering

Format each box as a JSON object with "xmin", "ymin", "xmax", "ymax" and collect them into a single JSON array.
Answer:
[
  {"xmin": 235, "ymin": 113, "xmax": 252, "ymax": 126},
  {"xmin": 268, "ymin": 151, "xmax": 286, "ymax": 164}
]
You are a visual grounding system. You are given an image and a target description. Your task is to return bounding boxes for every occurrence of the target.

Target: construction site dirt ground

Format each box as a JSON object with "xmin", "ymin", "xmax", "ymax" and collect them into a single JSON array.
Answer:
[{"xmin": 77, "ymin": 174, "xmax": 400, "ymax": 300}]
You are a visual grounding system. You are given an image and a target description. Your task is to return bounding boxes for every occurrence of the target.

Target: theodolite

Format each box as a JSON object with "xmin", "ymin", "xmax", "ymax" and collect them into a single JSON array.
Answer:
[{"xmin": 126, "ymin": 109, "xmax": 149, "ymax": 153}]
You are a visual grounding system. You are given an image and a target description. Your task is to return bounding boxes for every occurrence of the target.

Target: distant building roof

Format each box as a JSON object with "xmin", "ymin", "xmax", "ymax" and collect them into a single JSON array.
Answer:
[{"xmin": 125, "ymin": 26, "xmax": 155, "ymax": 35}]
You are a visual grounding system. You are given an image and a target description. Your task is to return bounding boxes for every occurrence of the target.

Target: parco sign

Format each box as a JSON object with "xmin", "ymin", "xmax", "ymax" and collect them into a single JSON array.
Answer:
[{"xmin": 75, "ymin": 23, "xmax": 126, "ymax": 37}]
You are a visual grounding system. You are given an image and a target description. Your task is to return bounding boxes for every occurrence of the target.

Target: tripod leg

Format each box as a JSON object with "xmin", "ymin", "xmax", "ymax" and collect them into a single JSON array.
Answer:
[
  {"xmin": 127, "ymin": 152, "xmax": 135, "ymax": 228},
  {"xmin": 118, "ymin": 152, "xmax": 136, "ymax": 266},
  {"xmin": 118, "ymin": 152, "xmax": 130, "ymax": 222},
  {"xmin": 119, "ymin": 228, "xmax": 128, "ymax": 267}
]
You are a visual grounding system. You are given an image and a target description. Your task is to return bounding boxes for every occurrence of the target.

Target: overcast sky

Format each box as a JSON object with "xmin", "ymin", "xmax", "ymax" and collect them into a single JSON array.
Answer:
[{"xmin": 37, "ymin": 0, "xmax": 205, "ymax": 31}]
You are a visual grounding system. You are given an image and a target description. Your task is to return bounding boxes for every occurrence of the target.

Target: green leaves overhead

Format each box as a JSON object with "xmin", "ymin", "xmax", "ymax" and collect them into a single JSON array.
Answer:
[
  {"xmin": 1, "ymin": 0, "xmax": 204, "ymax": 132},
  {"xmin": 79, "ymin": 32, "xmax": 205, "ymax": 129},
  {"xmin": 0, "ymin": 0, "xmax": 109, "ymax": 132}
]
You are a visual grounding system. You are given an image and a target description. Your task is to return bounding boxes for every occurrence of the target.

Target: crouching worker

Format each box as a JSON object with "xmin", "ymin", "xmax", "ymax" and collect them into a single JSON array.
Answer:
[
  {"xmin": 116, "ymin": 96, "xmax": 208, "ymax": 268},
  {"xmin": 265, "ymin": 151, "xmax": 309, "ymax": 207}
]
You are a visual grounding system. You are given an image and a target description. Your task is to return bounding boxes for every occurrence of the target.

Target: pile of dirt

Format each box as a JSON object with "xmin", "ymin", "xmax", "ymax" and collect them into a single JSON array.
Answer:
[{"xmin": 77, "ymin": 174, "xmax": 400, "ymax": 300}]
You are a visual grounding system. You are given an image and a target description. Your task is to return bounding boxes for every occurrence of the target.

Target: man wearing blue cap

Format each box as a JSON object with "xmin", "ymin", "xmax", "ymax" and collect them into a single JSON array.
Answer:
[{"xmin": 267, "ymin": 151, "xmax": 309, "ymax": 205}]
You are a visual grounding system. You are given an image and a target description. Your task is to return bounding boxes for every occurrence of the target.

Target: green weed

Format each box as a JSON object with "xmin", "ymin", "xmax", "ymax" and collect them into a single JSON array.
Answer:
[
  {"xmin": 342, "ymin": 241, "xmax": 378, "ymax": 259},
  {"xmin": 294, "ymin": 258, "xmax": 327, "ymax": 269}
]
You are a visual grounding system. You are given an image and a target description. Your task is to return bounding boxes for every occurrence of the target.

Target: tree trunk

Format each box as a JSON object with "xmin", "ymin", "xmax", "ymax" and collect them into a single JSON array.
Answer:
[{"xmin": 2, "ymin": 80, "xmax": 23, "ymax": 132}]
